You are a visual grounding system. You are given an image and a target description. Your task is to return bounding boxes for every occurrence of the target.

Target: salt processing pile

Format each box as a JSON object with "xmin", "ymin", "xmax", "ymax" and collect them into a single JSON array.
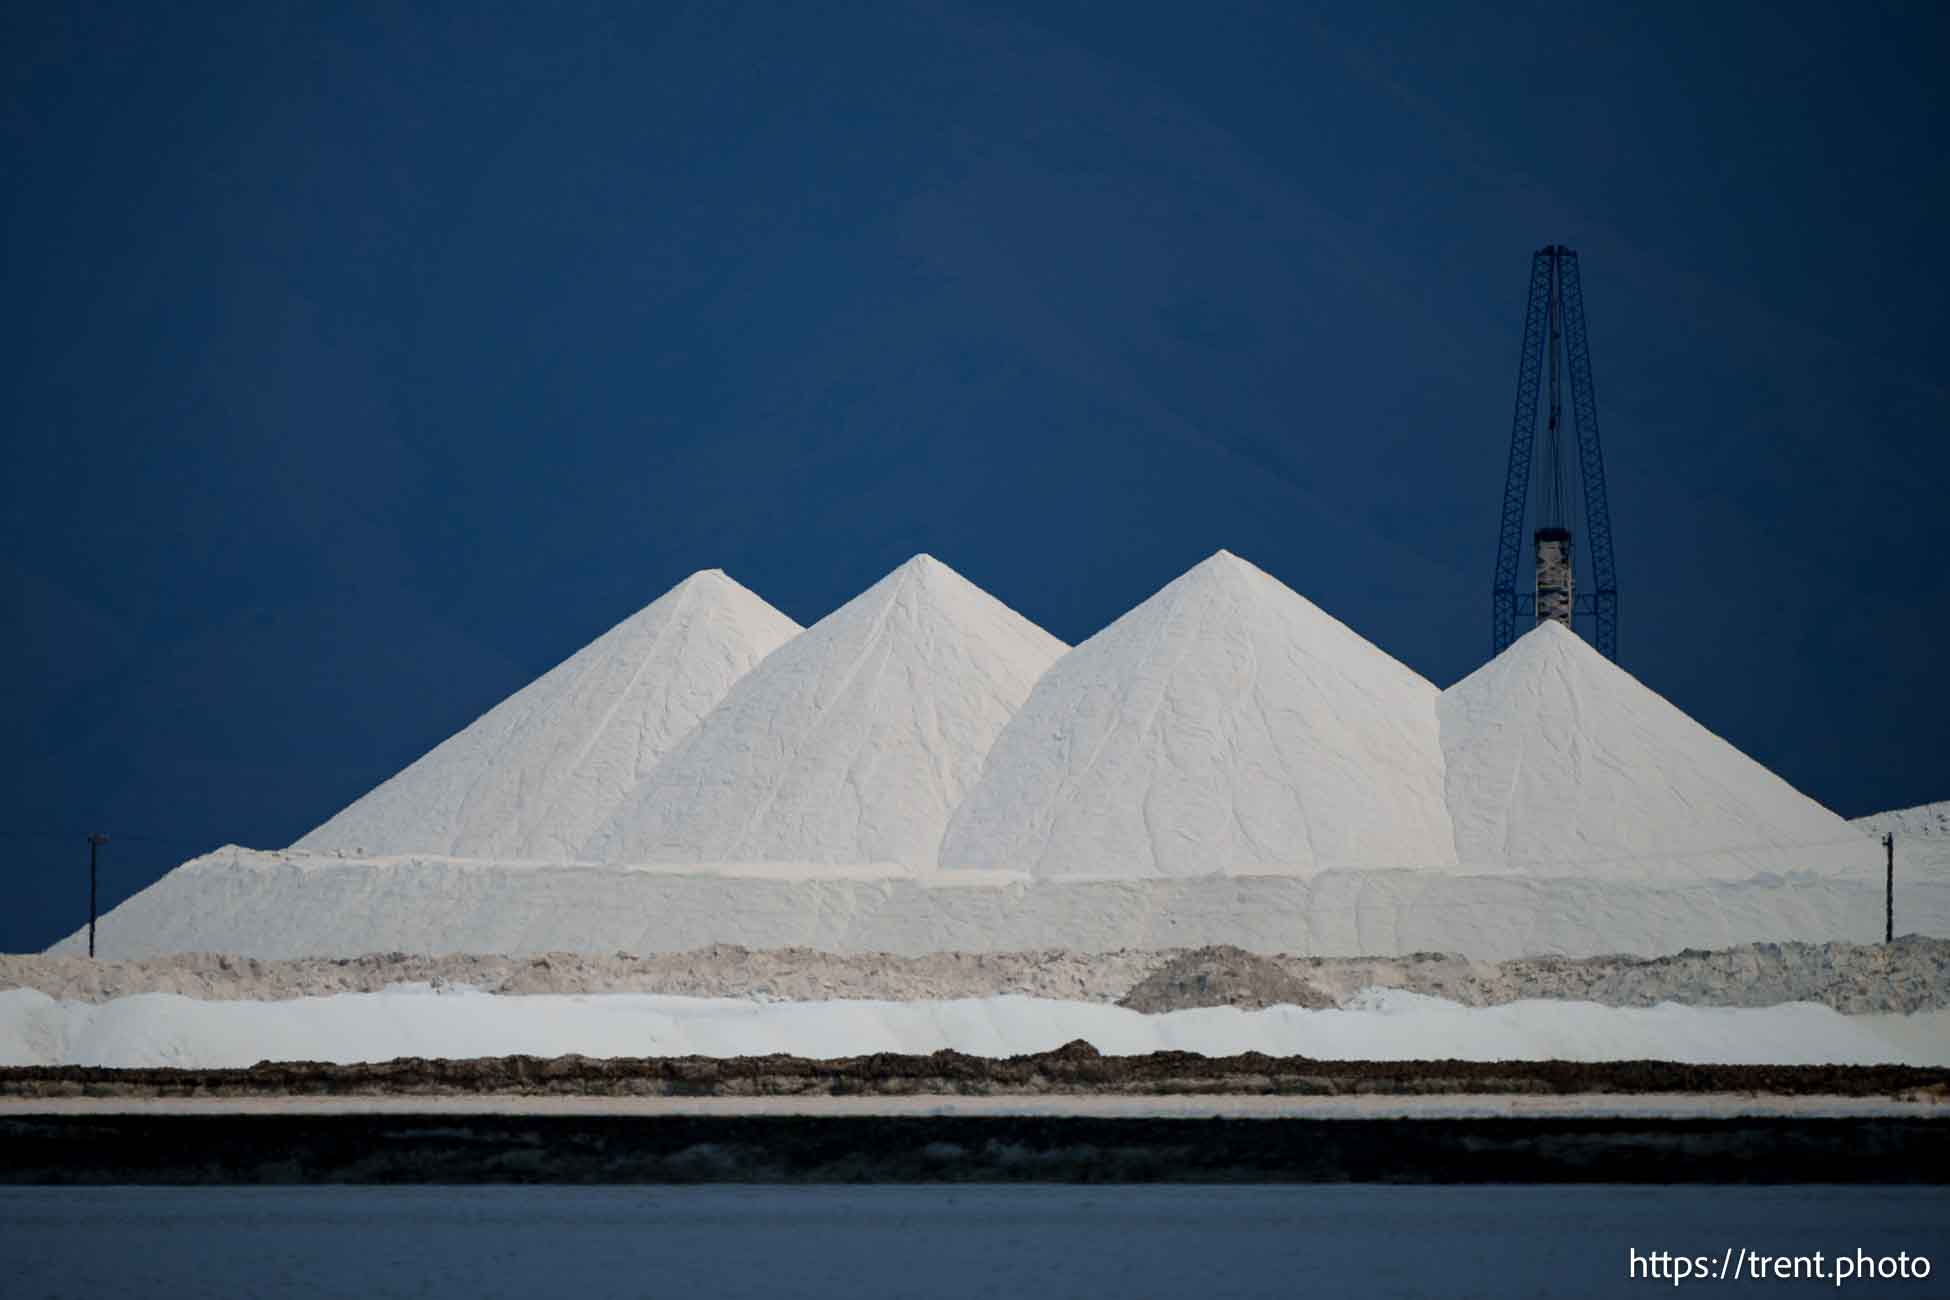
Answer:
[
  {"xmin": 940, "ymin": 551, "xmax": 1457, "ymax": 876},
  {"xmin": 584, "ymin": 555, "xmax": 1067, "ymax": 868},
  {"xmin": 1438, "ymin": 621, "xmax": 1881, "ymax": 880},
  {"xmin": 296, "ymin": 570, "xmax": 802, "ymax": 861},
  {"xmin": 53, "ymin": 551, "xmax": 1937, "ymax": 962}
]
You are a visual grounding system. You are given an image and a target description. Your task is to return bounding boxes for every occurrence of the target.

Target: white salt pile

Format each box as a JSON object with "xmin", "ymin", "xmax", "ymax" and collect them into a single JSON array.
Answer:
[
  {"xmin": 4, "ymin": 987, "xmax": 1942, "ymax": 1070},
  {"xmin": 942, "ymin": 551, "xmax": 1456, "ymax": 876},
  {"xmin": 286, "ymin": 550, "xmax": 1874, "ymax": 885},
  {"xmin": 293, "ymin": 570, "xmax": 800, "ymax": 860},
  {"xmin": 60, "ymin": 549, "xmax": 1922, "ymax": 964},
  {"xmin": 1439, "ymin": 621, "xmax": 1880, "ymax": 880},
  {"xmin": 583, "ymin": 555, "xmax": 1066, "ymax": 868}
]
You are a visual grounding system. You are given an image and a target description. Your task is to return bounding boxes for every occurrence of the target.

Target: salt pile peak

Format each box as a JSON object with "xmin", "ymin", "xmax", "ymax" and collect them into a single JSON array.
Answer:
[
  {"xmin": 1438, "ymin": 620, "xmax": 1876, "ymax": 879},
  {"xmin": 940, "ymin": 549, "xmax": 1458, "ymax": 877},
  {"xmin": 294, "ymin": 570, "xmax": 802, "ymax": 861},
  {"xmin": 583, "ymin": 554, "xmax": 1067, "ymax": 868}
]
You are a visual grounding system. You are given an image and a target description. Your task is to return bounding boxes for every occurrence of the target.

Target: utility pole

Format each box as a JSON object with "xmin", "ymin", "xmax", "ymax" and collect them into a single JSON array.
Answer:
[
  {"xmin": 87, "ymin": 833, "xmax": 109, "ymax": 958},
  {"xmin": 1884, "ymin": 832, "xmax": 1894, "ymax": 944}
]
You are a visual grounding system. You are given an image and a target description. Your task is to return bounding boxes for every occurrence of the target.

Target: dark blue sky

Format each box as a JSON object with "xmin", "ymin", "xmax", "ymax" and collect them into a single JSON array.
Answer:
[{"xmin": 6, "ymin": 1, "xmax": 1945, "ymax": 952}]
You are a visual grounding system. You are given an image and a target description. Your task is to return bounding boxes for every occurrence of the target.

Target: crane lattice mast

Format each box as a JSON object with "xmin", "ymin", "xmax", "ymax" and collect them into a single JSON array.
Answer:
[{"xmin": 1489, "ymin": 245, "xmax": 1618, "ymax": 660}]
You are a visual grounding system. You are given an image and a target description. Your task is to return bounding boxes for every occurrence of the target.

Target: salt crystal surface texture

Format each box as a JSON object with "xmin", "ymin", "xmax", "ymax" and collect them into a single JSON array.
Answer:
[
  {"xmin": 1437, "ymin": 621, "xmax": 1878, "ymax": 880},
  {"xmin": 1855, "ymin": 801, "xmax": 1950, "ymax": 843},
  {"xmin": 582, "ymin": 555, "xmax": 1067, "ymax": 868},
  {"xmin": 1854, "ymin": 802, "xmax": 1950, "ymax": 885},
  {"xmin": 941, "ymin": 550, "xmax": 1458, "ymax": 877},
  {"xmin": 293, "ymin": 571, "xmax": 802, "ymax": 860}
]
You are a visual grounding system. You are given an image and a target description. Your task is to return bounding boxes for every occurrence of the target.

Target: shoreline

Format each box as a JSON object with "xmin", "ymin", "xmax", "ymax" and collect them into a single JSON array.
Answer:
[
  {"xmin": 3, "ymin": 1091, "xmax": 1944, "ymax": 1118},
  {"xmin": 6, "ymin": 1046, "xmax": 1946, "ymax": 1100},
  {"xmin": 5, "ymin": 1110, "xmax": 1944, "ymax": 1184}
]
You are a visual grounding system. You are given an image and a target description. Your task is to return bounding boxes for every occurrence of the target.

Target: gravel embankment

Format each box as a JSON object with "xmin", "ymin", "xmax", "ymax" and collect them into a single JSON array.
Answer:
[{"xmin": 5, "ymin": 1041, "xmax": 1947, "ymax": 1100}]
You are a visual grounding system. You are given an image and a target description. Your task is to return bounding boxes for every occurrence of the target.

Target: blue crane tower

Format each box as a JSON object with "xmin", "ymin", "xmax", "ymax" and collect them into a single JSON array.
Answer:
[{"xmin": 1490, "ymin": 245, "xmax": 1619, "ymax": 661}]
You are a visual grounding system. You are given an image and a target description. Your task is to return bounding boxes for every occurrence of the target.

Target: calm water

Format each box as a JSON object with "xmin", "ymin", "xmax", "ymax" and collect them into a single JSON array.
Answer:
[{"xmin": 3, "ymin": 1185, "xmax": 1945, "ymax": 1298}]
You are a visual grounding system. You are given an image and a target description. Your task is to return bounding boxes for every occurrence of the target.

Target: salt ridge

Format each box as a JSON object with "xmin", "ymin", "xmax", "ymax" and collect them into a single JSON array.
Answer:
[
  {"xmin": 56, "ymin": 847, "xmax": 1938, "ymax": 961},
  {"xmin": 1854, "ymin": 802, "xmax": 1950, "ymax": 883},
  {"xmin": 1855, "ymin": 801, "xmax": 1950, "ymax": 842}
]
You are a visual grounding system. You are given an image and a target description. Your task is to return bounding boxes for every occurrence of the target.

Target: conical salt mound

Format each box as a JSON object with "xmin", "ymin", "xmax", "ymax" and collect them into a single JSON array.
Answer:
[
  {"xmin": 294, "ymin": 570, "xmax": 801, "ymax": 860},
  {"xmin": 1438, "ymin": 621, "xmax": 1876, "ymax": 879},
  {"xmin": 941, "ymin": 550, "xmax": 1458, "ymax": 877},
  {"xmin": 582, "ymin": 554, "xmax": 1067, "ymax": 867}
]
